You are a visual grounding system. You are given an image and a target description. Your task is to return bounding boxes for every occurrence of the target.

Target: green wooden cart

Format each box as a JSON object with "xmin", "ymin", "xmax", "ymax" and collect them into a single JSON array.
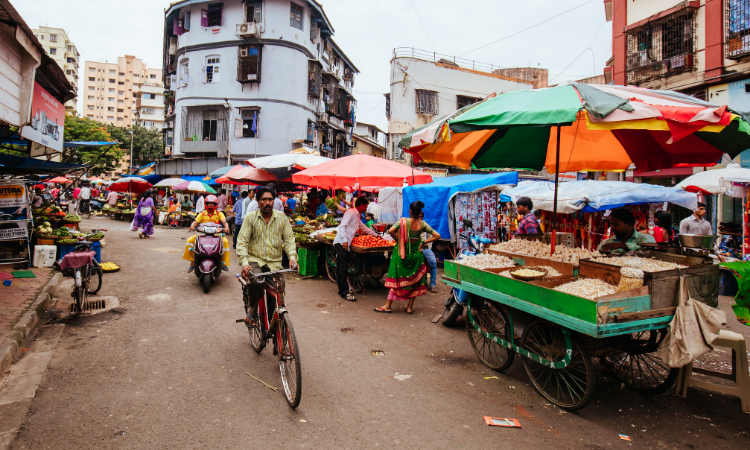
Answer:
[{"xmin": 442, "ymin": 260, "xmax": 679, "ymax": 411}]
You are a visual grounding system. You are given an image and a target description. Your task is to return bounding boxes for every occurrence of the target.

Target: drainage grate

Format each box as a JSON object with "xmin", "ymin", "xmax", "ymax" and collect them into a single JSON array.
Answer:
[{"xmin": 71, "ymin": 299, "xmax": 106, "ymax": 313}]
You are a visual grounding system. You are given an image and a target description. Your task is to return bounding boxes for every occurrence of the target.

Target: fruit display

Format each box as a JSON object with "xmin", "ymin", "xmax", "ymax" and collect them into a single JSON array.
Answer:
[
  {"xmin": 320, "ymin": 230, "xmax": 337, "ymax": 241},
  {"xmin": 63, "ymin": 214, "xmax": 81, "ymax": 222},
  {"xmin": 292, "ymin": 224, "xmax": 317, "ymax": 234},
  {"xmin": 52, "ymin": 227, "xmax": 71, "ymax": 237},
  {"xmin": 490, "ymin": 240, "xmax": 601, "ymax": 265},
  {"xmin": 35, "ymin": 221, "xmax": 53, "ymax": 234},
  {"xmin": 458, "ymin": 254, "xmax": 515, "ymax": 270},
  {"xmin": 100, "ymin": 262, "xmax": 120, "ymax": 272},
  {"xmin": 554, "ymin": 278, "xmax": 617, "ymax": 300},
  {"xmin": 351, "ymin": 235, "xmax": 395, "ymax": 248},
  {"xmin": 57, "ymin": 239, "xmax": 79, "ymax": 245}
]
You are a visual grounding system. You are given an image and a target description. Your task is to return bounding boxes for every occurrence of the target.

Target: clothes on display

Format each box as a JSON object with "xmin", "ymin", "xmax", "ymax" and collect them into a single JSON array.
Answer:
[{"xmin": 455, "ymin": 191, "xmax": 498, "ymax": 253}]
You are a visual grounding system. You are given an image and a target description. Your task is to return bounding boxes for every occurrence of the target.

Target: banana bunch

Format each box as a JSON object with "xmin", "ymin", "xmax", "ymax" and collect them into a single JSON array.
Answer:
[{"xmin": 100, "ymin": 262, "xmax": 120, "ymax": 271}]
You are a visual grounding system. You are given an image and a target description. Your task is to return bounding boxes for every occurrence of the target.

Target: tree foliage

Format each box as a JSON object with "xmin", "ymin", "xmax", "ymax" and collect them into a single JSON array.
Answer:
[
  {"xmin": 62, "ymin": 114, "xmax": 124, "ymax": 175},
  {"xmin": 107, "ymin": 123, "xmax": 164, "ymax": 170}
]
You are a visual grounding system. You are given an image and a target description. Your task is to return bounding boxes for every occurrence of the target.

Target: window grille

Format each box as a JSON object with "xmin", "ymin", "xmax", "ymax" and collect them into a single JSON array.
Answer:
[
  {"xmin": 727, "ymin": 0, "xmax": 750, "ymax": 58},
  {"xmin": 457, "ymin": 95, "xmax": 481, "ymax": 110},
  {"xmin": 308, "ymin": 60, "xmax": 322, "ymax": 96},
  {"xmin": 207, "ymin": 4, "xmax": 223, "ymax": 27},
  {"xmin": 625, "ymin": 7, "xmax": 696, "ymax": 84},
  {"xmin": 237, "ymin": 46, "xmax": 261, "ymax": 83},
  {"xmin": 384, "ymin": 93, "xmax": 391, "ymax": 120},
  {"xmin": 290, "ymin": 3, "xmax": 303, "ymax": 30},
  {"xmin": 182, "ymin": 106, "xmax": 228, "ymax": 141},
  {"xmin": 415, "ymin": 90, "xmax": 439, "ymax": 115}
]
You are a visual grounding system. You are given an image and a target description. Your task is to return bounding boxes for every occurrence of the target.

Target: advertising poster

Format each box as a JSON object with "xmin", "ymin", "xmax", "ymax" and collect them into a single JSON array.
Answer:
[
  {"xmin": 20, "ymin": 82, "xmax": 64, "ymax": 153},
  {"xmin": 0, "ymin": 183, "xmax": 27, "ymax": 218},
  {"xmin": 0, "ymin": 223, "xmax": 28, "ymax": 241}
]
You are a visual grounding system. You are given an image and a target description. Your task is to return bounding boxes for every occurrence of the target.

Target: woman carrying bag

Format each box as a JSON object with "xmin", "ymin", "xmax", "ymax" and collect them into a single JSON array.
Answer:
[{"xmin": 132, "ymin": 189, "xmax": 155, "ymax": 238}]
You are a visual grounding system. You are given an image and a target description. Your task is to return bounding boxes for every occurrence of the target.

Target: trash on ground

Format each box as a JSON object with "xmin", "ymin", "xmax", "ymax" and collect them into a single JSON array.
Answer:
[
  {"xmin": 246, "ymin": 372, "xmax": 278, "ymax": 391},
  {"xmin": 484, "ymin": 376, "xmax": 498, "ymax": 379},
  {"xmin": 618, "ymin": 434, "xmax": 631, "ymax": 441},
  {"xmin": 483, "ymin": 417, "xmax": 522, "ymax": 428},
  {"xmin": 372, "ymin": 350, "xmax": 385, "ymax": 356}
]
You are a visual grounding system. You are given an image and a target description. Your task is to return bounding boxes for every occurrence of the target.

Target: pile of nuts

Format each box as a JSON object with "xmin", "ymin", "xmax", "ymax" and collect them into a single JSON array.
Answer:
[
  {"xmin": 500, "ymin": 265, "xmax": 562, "ymax": 279},
  {"xmin": 554, "ymin": 278, "xmax": 617, "ymax": 299},
  {"xmin": 590, "ymin": 256, "xmax": 687, "ymax": 272},
  {"xmin": 458, "ymin": 254, "xmax": 515, "ymax": 270},
  {"xmin": 490, "ymin": 240, "xmax": 601, "ymax": 265}
]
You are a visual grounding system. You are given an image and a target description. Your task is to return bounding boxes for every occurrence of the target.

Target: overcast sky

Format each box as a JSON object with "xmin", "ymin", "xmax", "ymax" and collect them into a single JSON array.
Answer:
[{"xmin": 16, "ymin": 0, "xmax": 611, "ymax": 131}]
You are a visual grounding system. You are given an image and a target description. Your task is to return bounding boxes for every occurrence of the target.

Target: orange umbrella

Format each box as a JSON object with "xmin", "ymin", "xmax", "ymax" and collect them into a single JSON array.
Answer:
[{"xmin": 417, "ymin": 129, "xmax": 495, "ymax": 169}]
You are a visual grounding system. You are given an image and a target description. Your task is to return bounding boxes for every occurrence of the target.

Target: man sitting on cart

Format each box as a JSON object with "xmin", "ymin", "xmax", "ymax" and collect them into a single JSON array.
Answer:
[{"xmin": 598, "ymin": 208, "xmax": 655, "ymax": 255}]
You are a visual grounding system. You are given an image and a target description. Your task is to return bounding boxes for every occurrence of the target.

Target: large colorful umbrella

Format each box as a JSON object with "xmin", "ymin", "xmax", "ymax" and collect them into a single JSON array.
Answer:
[
  {"xmin": 172, "ymin": 180, "xmax": 216, "ymax": 194},
  {"xmin": 109, "ymin": 177, "xmax": 153, "ymax": 194},
  {"xmin": 403, "ymin": 84, "xmax": 750, "ymax": 173},
  {"xmin": 219, "ymin": 165, "xmax": 278, "ymax": 185},
  {"xmin": 292, "ymin": 153, "xmax": 433, "ymax": 189},
  {"xmin": 247, "ymin": 154, "xmax": 331, "ymax": 180},
  {"xmin": 208, "ymin": 165, "xmax": 236, "ymax": 179},
  {"xmin": 48, "ymin": 176, "xmax": 72, "ymax": 183},
  {"xmin": 675, "ymin": 163, "xmax": 750, "ymax": 196},
  {"xmin": 154, "ymin": 178, "xmax": 187, "ymax": 188}
]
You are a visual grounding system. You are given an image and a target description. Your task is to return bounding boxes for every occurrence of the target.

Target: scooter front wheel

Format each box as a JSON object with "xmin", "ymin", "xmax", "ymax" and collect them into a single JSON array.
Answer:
[{"xmin": 202, "ymin": 273, "xmax": 211, "ymax": 293}]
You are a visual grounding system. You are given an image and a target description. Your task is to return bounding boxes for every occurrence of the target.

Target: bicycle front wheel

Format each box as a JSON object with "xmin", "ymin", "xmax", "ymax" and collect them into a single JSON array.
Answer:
[{"xmin": 277, "ymin": 312, "xmax": 302, "ymax": 408}]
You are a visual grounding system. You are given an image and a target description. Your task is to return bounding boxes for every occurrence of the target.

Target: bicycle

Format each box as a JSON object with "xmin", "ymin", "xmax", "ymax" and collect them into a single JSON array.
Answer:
[
  {"xmin": 77, "ymin": 199, "xmax": 91, "ymax": 219},
  {"xmin": 61, "ymin": 233, "xmax": 103, "ymax": 313},
  {"xmin": 236, "ymin": 268, "xmax": 301, "ymax": 408}
]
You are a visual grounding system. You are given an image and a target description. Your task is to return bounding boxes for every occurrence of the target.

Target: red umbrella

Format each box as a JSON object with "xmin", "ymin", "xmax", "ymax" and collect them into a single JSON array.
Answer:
[
  {"xmin": 292, "ymin": 153, "xmax": 433, "ymax": 189},
  {"xmin": 223, "ymin": 165, "xmax": 279, "ymax": 184},
  {"xmin": 48, "ymin": 176, "xmax": 72, "ymax": 183},
  {"xmin": 108, "ymin": 177, "xmax": 153, "ymax": 194}
]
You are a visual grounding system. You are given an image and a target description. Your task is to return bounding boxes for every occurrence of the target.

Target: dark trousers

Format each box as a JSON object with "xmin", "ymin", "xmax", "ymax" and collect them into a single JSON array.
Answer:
[
  {"xmin": 233, "ymin": 222, "xmax": 242, "ymax": 248},
  {"xmin": 243, "ymin": 262, "xmax": 286, "ymax": 319},
  {"xmin": 334, "ymin": 243, "xmax": 349, "ymax": 298}
]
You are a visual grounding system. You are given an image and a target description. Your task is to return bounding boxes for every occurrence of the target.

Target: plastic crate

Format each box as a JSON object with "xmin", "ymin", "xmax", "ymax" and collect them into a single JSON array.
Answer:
[
  {"xmin": 298, "ymin": 247, "xmax": 319, "ymax": 276},
  {"xmin": 59, "ymin": 241, "xmax": 101, "ymax": 264}
]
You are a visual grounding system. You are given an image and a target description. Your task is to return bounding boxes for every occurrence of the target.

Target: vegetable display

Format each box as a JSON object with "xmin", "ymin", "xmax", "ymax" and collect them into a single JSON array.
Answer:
[
  {"xmin": 458, "ymin": 254, "xmax": 515, "ymax": 270},
  {"xmin": 63, "ymin": 214, "xmax": 81, "ymax": 222},
  {"xmin": 52, "ymin": 228, "xmax": 71, "ymax": 237},
  {"xmin": 35, "ymin": 221, "xmax": 53, "ymax": 234},
  {"xmin": 100, "ymin": 262, "xmax": 120, "ymax": 272},
  {"xmin": 295, "ymin": 233, "xmax": 315, "ymax": 244},
  {"xmin": 351, "ymin": 235, "xmax": 395, "ymax": 248},
  {"xmin": 57, "ymin": 239, "xmax": 79, "ymax": 245}
]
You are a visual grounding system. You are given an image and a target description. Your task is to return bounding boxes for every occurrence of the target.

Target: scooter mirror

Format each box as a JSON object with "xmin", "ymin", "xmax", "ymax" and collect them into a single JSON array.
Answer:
[{"xmin": 463, "ymin": 219, "xmax": 473, "ymax": 228}]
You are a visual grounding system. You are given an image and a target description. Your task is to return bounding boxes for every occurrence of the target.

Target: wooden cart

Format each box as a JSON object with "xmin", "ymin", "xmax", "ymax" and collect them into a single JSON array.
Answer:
[
  {"xmin": 442, "ymin": 260, "xmax": 682, "ymax": 411},
  {"xmin": 314, "ymin": 235, "xmax": 393, "ymax": 292}
]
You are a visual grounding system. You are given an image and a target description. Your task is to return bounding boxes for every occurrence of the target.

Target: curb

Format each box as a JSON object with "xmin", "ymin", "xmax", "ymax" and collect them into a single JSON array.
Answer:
[{"xmin": 0, "ymin": 273, "xmax": 62, "ymax": 376}]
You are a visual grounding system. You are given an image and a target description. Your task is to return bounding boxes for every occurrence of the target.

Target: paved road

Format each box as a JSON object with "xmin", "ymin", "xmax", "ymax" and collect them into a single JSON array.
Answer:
[{"xmin": 6, "ymin": 217, "xmax": 750, "ymax": 449}]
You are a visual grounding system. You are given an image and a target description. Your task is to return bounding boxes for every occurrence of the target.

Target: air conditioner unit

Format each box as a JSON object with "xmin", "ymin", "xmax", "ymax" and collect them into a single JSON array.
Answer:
[
  {"xmin": 236, "ymin": 22, "xmax": 259, "ymax": 38},
  {"xmin": 319, "ymin": 113, "xmax": 329, "ymax": 124}
]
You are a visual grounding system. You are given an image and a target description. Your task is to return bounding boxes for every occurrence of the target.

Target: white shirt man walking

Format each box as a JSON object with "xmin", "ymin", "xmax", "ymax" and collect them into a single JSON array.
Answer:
[{"xmin": 680, "ymin": 202, "xmax": 713, "ymax": 235}]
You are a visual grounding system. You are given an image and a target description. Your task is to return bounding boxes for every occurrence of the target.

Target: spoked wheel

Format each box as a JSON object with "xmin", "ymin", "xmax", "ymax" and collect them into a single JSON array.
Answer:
[
  {"xmin": 82, "ymin": 205, "xmax": 91, "ymax": 220},
  {"xmin": 74, "ymin": 283, "xmax": 86, "ymax": 313},
  {"xmin": 325, "ymin": 246, "xmax": 337, "ymax": 283},
  {"xmin": 86, "ymin": 266, "xmax": 103, "ymax": 294},
  {"xmin": 168, "ymin": 213, "xmax": 181, "ymax": 229},
  {"xmin": 277, "ymin": 312, "xmax": 302, "ymax": 408},
  {"xmin": 243, "ymin": 288, "xmax": 266, "ymax": 353},
  {"xmin": 347, "ymin": 275, "xmax": 365, "ymax": 293},
  {"xmin": 603, "ymin": 329, "xmax": 678, "ymax": 394},
  {"xmin": 466, "ymin": 297, "xmax": 515, "ymax": 372},
  {"xmin": 522, "ymin": 321, "xmax": 595, "ymax": 411}
]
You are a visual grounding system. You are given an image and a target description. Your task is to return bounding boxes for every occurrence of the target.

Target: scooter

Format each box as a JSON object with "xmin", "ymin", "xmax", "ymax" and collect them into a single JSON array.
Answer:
[
  {"xmin": 442, "ymin": 219, "xmax": 494, "ymax": 327},
  {"xmin": 193, "ymin": 222, "xmax": 225, "ymax": 294}
]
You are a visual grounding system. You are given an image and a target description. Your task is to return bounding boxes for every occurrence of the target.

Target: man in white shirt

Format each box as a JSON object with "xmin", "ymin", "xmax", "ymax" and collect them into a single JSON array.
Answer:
[
  {"xmin": 332, "ymin": 197, "xmax": 378, "ymax": 301},
  {"xmin": 680, "ymin": 202, "xmax": 713, "ymax": 235},
  {"xmin": 78, "ymin": 182, "xmax": 92, "ymax": 214},
  {"xmin": 195, "ymin": 193, "xmax": 205, "ymax": 214},
  {"xmin": 242, "ymin": 190, "xmax": 253, "ymax": 217},
  {"xmin": 246, "ymin": 190, "xmax": 259, "ymax": 214}
]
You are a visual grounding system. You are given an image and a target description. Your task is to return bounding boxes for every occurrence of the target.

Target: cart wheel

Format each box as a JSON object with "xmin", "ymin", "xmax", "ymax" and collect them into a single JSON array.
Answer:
[
  {"xmin": 466, "ymin": 298, "xmax": 515, "ymax": 372},
  {"xmin": 603, "ymin": 329, "xmax": 678, "ymax": 395},
  {"xmin": 348, "ymin": 274, "xmax": 365, "ymax": 293},
  {"xmin": 521, "ymin": 321, "xmax": 596, "ymax": 411},
  {"xmin": 325, "ymin": 246, "xmax": 337, "ymax": 283}
]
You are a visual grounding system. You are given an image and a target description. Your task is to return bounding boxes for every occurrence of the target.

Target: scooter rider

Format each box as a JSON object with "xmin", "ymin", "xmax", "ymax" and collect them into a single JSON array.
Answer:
[{"xmin": 183, "ymin": 194, "xmax": 231, "ymax": 273}]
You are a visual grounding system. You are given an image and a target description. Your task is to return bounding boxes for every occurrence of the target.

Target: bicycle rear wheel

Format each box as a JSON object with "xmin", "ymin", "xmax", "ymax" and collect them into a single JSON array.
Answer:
[{"xmin": 277, "ymin": 312, "xmax": 302, "ymax": 408}]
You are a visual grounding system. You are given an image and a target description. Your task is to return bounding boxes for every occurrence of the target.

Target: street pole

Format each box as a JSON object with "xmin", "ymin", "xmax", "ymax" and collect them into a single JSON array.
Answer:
[{"xmin": 129, "ymin": 129, "xmax": 134, "ymax": 176}]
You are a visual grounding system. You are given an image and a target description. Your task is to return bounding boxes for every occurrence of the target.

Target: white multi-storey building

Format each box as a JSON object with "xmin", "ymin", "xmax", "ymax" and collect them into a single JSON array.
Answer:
[{"xmin": 161, "ymin": 0, "xmax": 357, "ymax": 175}]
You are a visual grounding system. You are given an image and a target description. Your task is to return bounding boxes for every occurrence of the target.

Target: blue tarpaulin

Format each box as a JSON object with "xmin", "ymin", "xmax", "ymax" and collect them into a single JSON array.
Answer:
[
  {"xmin": 139, "ymin": 174, "xmax": 162, "ymax": 184},
  {"xmin": 181, "ymin": 175, "xmax": 219, "ymax": 185},
  {"xmin": 502, "ymin": 180, "xmax": 699, "ymax": 213},
  {"xmin": 63, "ymin": 141, "xmax": 121, "ymax": 148},
  {"xmin": 402, "ymin": 172, "xmax": 519, "ymax": 240}
]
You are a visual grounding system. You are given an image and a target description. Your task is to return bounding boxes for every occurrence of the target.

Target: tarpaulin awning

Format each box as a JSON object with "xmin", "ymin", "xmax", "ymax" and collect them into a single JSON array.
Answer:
[
  {"xmin": 292, "ymin": 153, "xmax": 433, "ymax": 189},
  {"xmin": 402, "ymin": 172, "xmax": 519, "ymax": 241},
  {"xmin": 502, "ymin": 180, "xmax": 698, "ymax": 213},
  {"xmin": 0, "ymin": 154, "xmax": 86, "ymax": 176},
  {"xmin": 63, "ymin": 141, "xmax": 121, "ymax": 148},
  {"xmin": 181, "ymin": 175, "xmax": 219, "ymax": 185}
]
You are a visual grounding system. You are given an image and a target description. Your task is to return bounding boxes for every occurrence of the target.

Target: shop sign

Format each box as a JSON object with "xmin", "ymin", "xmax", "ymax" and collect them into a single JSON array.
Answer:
[
  {"xmin": 417, "ymin": 167, "xmax": 448, "ymax": 179},
  {"xmin": 0, "ymin": 223, "xmax": 28, "ymax": 241},
  {"xmin": 20, "ymin": 82, "xmax": 64, "ymax": 153}
]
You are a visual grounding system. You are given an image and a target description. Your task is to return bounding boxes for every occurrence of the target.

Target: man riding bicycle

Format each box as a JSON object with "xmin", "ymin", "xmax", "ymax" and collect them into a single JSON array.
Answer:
[
  {"xmin": 236, "ymin": 187, "xmax": 298, "ymax": 327},
  {"xmin": 78, "ymin": 182, "xmax": 92, "ymax": 215}
]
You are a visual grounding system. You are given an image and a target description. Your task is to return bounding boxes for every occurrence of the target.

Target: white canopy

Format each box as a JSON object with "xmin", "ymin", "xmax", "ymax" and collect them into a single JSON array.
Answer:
[{"xmin": 675, "ymin": 164, "xmax": 750, "ymax": 198}]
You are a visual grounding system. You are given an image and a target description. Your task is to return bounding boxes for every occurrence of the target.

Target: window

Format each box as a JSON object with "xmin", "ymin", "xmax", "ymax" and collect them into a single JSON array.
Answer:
[
  {"xmin": 118, "ymin": 90, "xmax": 124, "ymax": 95},
  {"xmin": 88, "ymin": 86, "xmax": 95, "ymax": 91},
  {"xmin": 205, "ymin": 56, "xmax": 220, "ymax": 83},
  {"xmin": 203, "ymin": 110, "xmax": 219, "ymax": 140},
  {"xmin": 116, "ymin": 118, "xmax": 123, "ymax": 122},
  {"xmin": 625, "ymin": 7, "xmax": 696, "ymax": 84},
  {"xmin": 109, "ymin": 78, "xmax": 116, "ymax": 83},
  {"xmin": 50, "ymin": 48, "xmax": 56, "ymax": 55},
  {"xmin": 237, "ymin": 45, "xmax": 261, "ymax": 83},
  {"xmin": 39, "ymin": 35, "xmax": 44, "ymax": 40},
  {"xmin": 87, "ymin": 115, "xmax": 93, "ymax": 119},
  {"xmin": 88, "ymin": 77, "xmax": 95, "ymax": 82},
  {"xmin": 87, "ymin": 105, "xmax": 94, "ymax": 110},
  {"xmin": 179, "ymin": 60, "xmax": 189, "ymax": 86},
  {"xmin": 150, "ymin": 74, "xmax": 157, "ymax": 79},
  {"xmin": 182, "ymin": 106, "xmax": 228, "ymax": 141},
  {"xmin": 143, "ymin": 93, "xmax": 156, "ymax": 99},
  {"xmin": 109, "ymin": 69, "xmax": 116, "ymax": 74},
  {"xmin": 89, "ymin": 67, "xmax": 95, "ymax": 72},
  {"xmin": 119, "ymin": 72, "xmax": 125, "ymax": 76},
  {"xmin": 134, "ymin": 74, "xmax": 139, "ymax": 78},
  {"xmin": 456, "ymin": 95, "xmax": 482, "ymax": 110},
  {"xmin": 118, "ymin": 82, "xmax": 125, "ymax": 85},
  {"xmin": 67, "ymin": 45, "xmax": 72, "ymax": 52},
  {"xmin": 142, "ymin": 107, "xmax": 155, "ymax": 115},
  {"xmin": 728, "ymin": 1, "xmax": 750, "ymax": 58},
  {"xmin": 415, "ymin": 90, "xmax": 439, "ymax": 115},
  {"xmin": 166, "ymin": 130, "xmax": 173, "ymax": 146},
  {"xmin": 143, "ymin": 121, "xmax": 154, "ymax": 127},
  {"xmin": 88, "ymin": 96, "xmax": 94, "ymax": 100},
  {"xmin": 204, "ymin": 3, "xmax": 223, "ymax": 27},
  {"xmin": 184, "ymin": 11, "xmax": 191, "ymax": 31},
  {"xmin": 109, "ymin": 88, "xmax": 115, "ymax": 93},
  {"xmin": 241, "ymin": 109, "xmax": 259, "ymax": 138},
  {"xmin": 108, "ymin": 107, "xmax": 114, "ymax": 111},
  {"xmin": 118, "ymin": 99, "xmax": 124, "ymax": 103},
  {"xmin": 49, "ymin": 34, "xmax": 57, "ymax": 42},
  {"xmin": 117, "ymin": 109, "xmax": 124, "ymax": 113},
  {"xmin": 65, "ymin": 70, "xmax": 71, "ymax": 75},
  {"xmin": 109, "ymin": 97, "xmax": 114, "ymax": 102},
  {"xmin": 246, "ymin": 1, "xmax": 262, "ymax": 22},
  {"xmin": 67, "ymin": 57, "xmax": 75, "ymax": 63},
  {"xmin": 290, "ymin": 3, "xmax": 303, "ymax": 30}
]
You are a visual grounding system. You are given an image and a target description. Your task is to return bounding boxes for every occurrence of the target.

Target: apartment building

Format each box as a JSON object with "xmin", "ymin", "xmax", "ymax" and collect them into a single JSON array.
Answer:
[
  {"xmin": 352, "ymin": 122, "xmax": 386, "ymax": 158},
  {"xmin": 30, "ymin": 26, "xmax": 79, "ymax": 112},
  {"xmin": 82, "ymin": 55, "xmax": 163, "ymax": 128}
]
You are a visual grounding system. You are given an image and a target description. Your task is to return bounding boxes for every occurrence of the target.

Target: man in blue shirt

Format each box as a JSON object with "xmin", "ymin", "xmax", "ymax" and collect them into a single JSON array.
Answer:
[
  {"xmin": 286, "ymin": 195, "xmax": 297, "ymax": 214},
  {"xmin": 233, "ymin": 191, "xmax": 248, "ymax": 249}
]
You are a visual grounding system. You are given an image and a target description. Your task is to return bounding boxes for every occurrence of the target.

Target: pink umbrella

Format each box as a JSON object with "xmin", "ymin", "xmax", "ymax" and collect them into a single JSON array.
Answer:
[{"xmin": 108, "ymin": 177, "xmax": 153, "ymax": 194}]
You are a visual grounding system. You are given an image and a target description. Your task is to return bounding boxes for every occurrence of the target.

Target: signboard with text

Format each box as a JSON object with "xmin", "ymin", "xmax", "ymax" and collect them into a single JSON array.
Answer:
[{"xmin": 20, "ymin": 82, "xmax": 64, "ymax": 153}]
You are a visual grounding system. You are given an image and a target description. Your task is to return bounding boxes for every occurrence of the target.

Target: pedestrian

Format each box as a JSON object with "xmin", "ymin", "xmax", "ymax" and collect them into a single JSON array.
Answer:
[
  {"xmin": 233, "ymin": 191, "xmax": 248, "ymax": 248},
  {"xmin": 217, "ymin": 189, "xmax": 227, "ymax": 212},
  {"xmin": 333, "ymin": 197, "xmax": 378, "ymax": 301},
  {"xmin": 242, "ymin": 189, "xmax": 253, "ymax": 216},
  {"xmin": 286, "ymin": 194, "xmax": 297, "ymax": 214},
  {"xmin": 376, "ymin": 201, "xmax": 440, "ymax": 314},
  {"xmin": 132, "ymin": 189, "xmax": 155, "ymax": 238},
  {"xmin": 31, "ymin": 188, "xmax": 44, "ymax": 208},
  {"xmin": 679, "ymin": 202, "xmax": 712, "ymax": 235},
  {"xmin": 365, "ymin": 212, "xmax": 376, "ymax": 228},
  {"xmin": 266, "ymin": 184, "xmax": 284, "ymax": 211},
  {"xmin": 419, "ymin": 211, "xmax": 438, "ymax": 293},
  {"xmin": 195, "ymin": 193, "xmax": 206, "ymax": 214},
  {"xmin": 652, "ymin": 210, "xmax": 676, "ymax": 244},
  {"xmin": 246, "ymin": 189, "xmax": 259, "ymax": 214},
  {"xmin": 515, "ymin": 197, "xmax": 541, "ymax": 236},
  {"xmin": 107, "ymin": 190, "xmax": 119, "ymax": 207}
]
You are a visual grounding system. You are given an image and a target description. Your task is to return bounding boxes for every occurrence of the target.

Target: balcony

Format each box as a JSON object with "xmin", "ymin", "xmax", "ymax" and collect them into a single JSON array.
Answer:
[{"xmin": 136, "ymin": 97, "xmax": 162, "ymax": 108}]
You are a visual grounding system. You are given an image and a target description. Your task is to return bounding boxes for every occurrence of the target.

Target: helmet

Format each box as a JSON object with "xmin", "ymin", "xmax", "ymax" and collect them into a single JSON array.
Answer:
[{"xmin": 205, "ymin": 194, "xmax": 218, "ymax": 204}]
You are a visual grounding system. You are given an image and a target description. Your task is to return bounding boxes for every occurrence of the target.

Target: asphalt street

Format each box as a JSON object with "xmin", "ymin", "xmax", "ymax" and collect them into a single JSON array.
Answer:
[{"xmin": 5, "ymin": 216, "xmax": 750, "ymax": 449}]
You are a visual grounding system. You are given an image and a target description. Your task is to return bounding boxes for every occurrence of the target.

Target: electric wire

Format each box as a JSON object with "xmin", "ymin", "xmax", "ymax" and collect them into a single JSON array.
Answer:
[{"xmin": 409, "ymin": 0, "xmax": 437, "ymax": 51}]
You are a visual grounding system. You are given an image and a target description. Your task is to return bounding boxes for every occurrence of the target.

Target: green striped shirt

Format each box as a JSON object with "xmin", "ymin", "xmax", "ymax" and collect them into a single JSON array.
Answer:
[{"xmin": 236, "ymin": 210, "xmax": 297, "ymax": 270}]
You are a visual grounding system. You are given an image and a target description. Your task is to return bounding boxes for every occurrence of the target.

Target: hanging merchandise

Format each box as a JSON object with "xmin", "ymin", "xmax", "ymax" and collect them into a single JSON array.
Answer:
[{"xmin": 455, "ymin": 191, "xmax": 498, "ymax": 253}]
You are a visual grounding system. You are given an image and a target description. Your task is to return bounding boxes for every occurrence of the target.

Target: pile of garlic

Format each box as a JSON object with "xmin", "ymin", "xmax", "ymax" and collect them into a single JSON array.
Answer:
[
  {"xmin": 554, "ymin": 278, "xmax": 617, "ymax": 299},
  {"xmin": 500, "ymin": 265, "xmax": 562, "ymax": 279},
  {"xmin": 458, "ymin": 254, "xmax": 515, "ymax": 270},
  {"xmin": 490, "ymin": 240, "xmax": 601, "ymax": 265},
  {"xmin": 590, "ymin": 256, "xmax": 687, "ymax": 272},
  {"xmin": 511, "ymin": 268, "xmax": 546, "ymax": 277}
]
